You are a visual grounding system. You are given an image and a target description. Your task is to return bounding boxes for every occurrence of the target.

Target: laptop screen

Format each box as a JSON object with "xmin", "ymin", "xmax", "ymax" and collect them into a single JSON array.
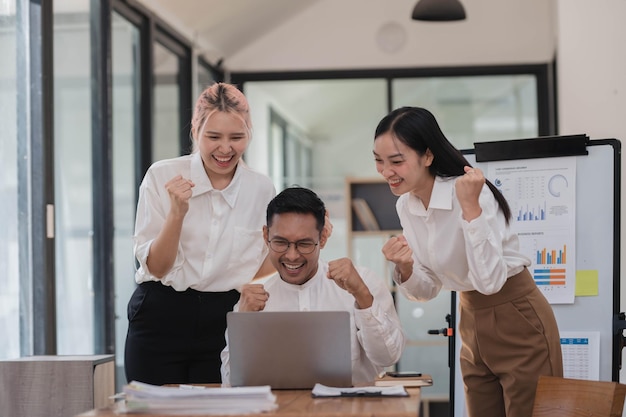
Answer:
[{"xmin": 227, "ymin": 311, "xmax": 352, "ymax": 389}]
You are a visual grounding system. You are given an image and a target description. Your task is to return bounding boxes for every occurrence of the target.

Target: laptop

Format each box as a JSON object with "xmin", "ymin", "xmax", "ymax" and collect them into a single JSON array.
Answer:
[{"xmin": 226, "ymin": 310, "xmax": 353, "ymax": 389}]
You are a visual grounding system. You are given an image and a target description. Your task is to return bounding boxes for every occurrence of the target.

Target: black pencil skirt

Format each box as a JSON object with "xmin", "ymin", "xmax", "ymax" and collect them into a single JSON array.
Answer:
[{"xmin": 124, "ymin": 281, "xmax": 240, "ymax": 385}]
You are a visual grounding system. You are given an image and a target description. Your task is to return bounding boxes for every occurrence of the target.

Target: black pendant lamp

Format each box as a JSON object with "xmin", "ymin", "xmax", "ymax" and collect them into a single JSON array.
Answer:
[{"xmin": 412, "ymin": 0, "xmax": 467, "ymax": 21}]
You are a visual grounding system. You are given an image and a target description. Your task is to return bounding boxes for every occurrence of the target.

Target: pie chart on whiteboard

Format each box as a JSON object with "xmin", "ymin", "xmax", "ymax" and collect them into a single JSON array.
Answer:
[{"xmin": 548, "ymin": 174, "xmax": 568, "ymax": 197}]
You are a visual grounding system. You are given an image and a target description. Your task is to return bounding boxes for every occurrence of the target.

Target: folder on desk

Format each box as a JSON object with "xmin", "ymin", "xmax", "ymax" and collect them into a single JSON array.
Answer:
[{"xmin": 311, "ymin": 383, "xmax": 408, "ymax": 398}]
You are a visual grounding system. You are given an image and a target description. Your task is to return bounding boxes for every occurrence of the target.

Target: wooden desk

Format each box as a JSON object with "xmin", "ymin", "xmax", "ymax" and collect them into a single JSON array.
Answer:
[{"xmin": 75, "ymin": 387, "xmax": 421, "ymax": 417}]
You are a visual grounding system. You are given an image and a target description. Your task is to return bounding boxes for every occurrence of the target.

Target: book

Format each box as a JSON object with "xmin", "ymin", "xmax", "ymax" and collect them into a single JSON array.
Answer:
[
  {"xmin": 352, "ymin": 198, "xmax": 380, "ymax": 231},
  {"xmin": 374, "ymin": 373, "xmax": 433, "ymax": 387}
]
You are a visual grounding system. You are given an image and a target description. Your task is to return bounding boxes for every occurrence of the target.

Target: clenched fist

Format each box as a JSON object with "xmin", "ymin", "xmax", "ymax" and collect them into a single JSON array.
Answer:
[
  {"xmin": 455, "ymin": 166, "xmax": 484, "ymax": 221},
  {"xmin": 382, "ymin": 235, "xmax": 414, "ymax": 283},
  {"xmin": 239, "ymin": 283, "xmax": 269, "ymax": 312},
  {"xmin": 165, "ymin": 175, "xmax": 195, "ymax": 217},
  {"xmin": 327, "ymin": 258, "xmax": 373, "ymax": 309}
]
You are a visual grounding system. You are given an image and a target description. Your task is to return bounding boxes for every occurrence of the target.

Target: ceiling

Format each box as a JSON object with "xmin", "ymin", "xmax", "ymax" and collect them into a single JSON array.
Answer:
[{"xmin": 137, "ymin": 0, "xmax": 322, "ymax": 63}]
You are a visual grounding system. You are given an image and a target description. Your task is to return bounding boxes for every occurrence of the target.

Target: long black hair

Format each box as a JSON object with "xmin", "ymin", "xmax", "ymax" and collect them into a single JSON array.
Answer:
[{"xmin": 374, "ymin": 107, "xmax": 511, "ymax": 222}]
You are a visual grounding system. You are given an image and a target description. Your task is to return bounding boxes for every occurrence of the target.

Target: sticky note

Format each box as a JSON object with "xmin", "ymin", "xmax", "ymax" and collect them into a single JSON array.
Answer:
[{"xmin": 575, "ymin": 270, "xmax": 598, "ymax": 296}]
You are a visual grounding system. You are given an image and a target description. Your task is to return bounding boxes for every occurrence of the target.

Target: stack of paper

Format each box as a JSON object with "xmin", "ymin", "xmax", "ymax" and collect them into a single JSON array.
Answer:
[{"xmin": 116, "ymin": 381, "xmax": 277, "ymax": 415}]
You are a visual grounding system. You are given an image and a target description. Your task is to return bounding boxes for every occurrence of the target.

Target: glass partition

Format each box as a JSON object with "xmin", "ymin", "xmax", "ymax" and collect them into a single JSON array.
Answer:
[
  {"xmin": 112, "ymin": 10, "xmax": 140, "ymax": 388},
  {"xmin": 53, "ymin": 2, "xmax": 94, "ymax": 355},
  {"xmin": 153, "ymin": 41, "xmax": 181, "ymax": 161},
  {"xmin": 0, "ymin": 0, "xmax": 19, "ymax": 360},
  {"xmin": 244, "ymin": 79, "xmax": 387, "ymax": 193},
  {"xmin": 392, "ymin": 75, "xmax": 538, "ymax": 149},
  {"xmin": 197, "ymin": 60, "xmax": 217, "ymax": 98}
]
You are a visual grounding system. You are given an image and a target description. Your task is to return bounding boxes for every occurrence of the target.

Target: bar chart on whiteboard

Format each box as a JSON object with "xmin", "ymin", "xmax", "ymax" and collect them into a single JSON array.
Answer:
[{"xmin": 487, "ymin": 157, "xmax": 577, "ymax": 304}]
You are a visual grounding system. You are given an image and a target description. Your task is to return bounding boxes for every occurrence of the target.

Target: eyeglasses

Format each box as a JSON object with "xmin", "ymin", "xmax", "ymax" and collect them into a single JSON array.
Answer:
[{"xmin": 267, "ymin": 239, "xmax": 319, "ymax": 254}]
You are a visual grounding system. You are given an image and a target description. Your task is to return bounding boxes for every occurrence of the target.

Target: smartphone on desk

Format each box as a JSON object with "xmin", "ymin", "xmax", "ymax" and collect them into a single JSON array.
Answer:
[{"xmin": 386, "ymin": 371, "xmax": 422, "ymax": 378}]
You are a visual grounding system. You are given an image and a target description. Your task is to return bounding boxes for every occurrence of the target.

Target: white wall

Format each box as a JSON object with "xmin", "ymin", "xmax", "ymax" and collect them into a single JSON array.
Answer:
[
  {"xmin": 557, "ymin": 1, "xmax": 626, "ymax": 141},
  {"xmin": 556, "ymin": 0, "xmax": 626, "ymax": 382}
]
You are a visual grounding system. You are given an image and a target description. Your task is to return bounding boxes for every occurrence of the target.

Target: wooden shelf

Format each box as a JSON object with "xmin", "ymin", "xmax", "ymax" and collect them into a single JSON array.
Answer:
[
  {"xmin": 346, "ymin": 178, "xmax": 401, "ymax": 232},
  {"xmin": 345, "ymin": 177, "xmax": 403, "ymax": 297},
  {"xmin": 0, "ymin": 354, "xmax": 115, "ymax": 417}
]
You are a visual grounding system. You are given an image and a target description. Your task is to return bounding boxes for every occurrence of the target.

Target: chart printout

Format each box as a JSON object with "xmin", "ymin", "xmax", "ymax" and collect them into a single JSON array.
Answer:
[
  {"xmin": 560, "ymin": 331, "xmax": 600, "ymax": 380},
  {"xmin": 487, "ymin": 157, "xmax": 576, "ymax": 303}
]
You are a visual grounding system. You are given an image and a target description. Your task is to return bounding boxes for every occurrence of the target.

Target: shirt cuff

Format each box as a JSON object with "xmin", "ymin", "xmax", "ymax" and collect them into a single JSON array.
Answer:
[
  {"xmin": 462, "ymin": 212, "xmax": 490, "ymax": 242},
  {"xmin": 353, "ymin": 300, "xmax": 379, "ymax": 328}
]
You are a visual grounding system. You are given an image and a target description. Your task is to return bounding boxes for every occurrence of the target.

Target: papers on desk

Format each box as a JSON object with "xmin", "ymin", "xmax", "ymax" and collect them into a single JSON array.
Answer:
[
  {"xmin": 312, "ymin": 383, "xmax": 408, "ymax": 398},
  {"xmin": 116, "ymin": 381, "xmax": 277, "ymax": 415}
]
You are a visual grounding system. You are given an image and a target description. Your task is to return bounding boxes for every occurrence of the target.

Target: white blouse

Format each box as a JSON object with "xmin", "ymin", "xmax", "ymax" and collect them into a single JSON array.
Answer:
[
  {"xmin": 133, "ymin": 153, "xmax": 276, "ymax": 292},
  {"xmin": 395, "ymin": 176, "xmax": 530, "ymax": 301}
]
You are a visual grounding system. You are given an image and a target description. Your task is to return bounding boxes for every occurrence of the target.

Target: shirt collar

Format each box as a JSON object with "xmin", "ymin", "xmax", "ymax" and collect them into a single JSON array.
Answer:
[
  {"xmin": 190, "ymin": 152, "xmax": 242, "ymax": 208},
  {"xmin": 407, "ymin": 176, "xmax": 454, "ymax": 215}
]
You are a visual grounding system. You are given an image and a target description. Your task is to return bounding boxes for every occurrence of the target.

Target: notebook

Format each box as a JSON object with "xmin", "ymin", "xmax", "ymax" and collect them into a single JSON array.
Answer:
[{"xmin": 226, "ymin": 310, "xmax": 353, "ymax": 389}]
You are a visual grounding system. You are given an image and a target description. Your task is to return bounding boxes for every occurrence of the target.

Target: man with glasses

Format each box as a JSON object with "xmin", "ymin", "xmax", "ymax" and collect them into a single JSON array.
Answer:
[{"xmin": 220, "ymin": 186, "xmax": 405, "ymax": 386}]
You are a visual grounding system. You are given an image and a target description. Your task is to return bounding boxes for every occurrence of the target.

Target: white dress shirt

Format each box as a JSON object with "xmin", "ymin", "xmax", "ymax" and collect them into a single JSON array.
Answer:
[
  {"xmin": 395, "ymin": 176, "xmax": 531, "ymax": 301},
  {"xmin": 133, "ymin": 153, "xmax": 276, "ymax": 292},
  {"xmin": 220, "ymin": 260, "xmax": 406, "ymax": 386}
]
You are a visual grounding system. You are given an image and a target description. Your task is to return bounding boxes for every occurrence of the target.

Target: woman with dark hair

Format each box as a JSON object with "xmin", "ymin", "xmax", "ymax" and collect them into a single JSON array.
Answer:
[{"xmin": 374, "ymin": 107, "xmax": 562, "ymax": 417}]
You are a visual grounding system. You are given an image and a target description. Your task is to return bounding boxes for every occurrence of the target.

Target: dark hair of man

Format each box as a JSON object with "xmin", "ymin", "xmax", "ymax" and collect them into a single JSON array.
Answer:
[
  {"xmin": 266, "ymin": 186, "xmax": 326, "ymax": 233},
  {"xmin": 374, "ymin": 106, "xmax": 511, "ymax": 222}
]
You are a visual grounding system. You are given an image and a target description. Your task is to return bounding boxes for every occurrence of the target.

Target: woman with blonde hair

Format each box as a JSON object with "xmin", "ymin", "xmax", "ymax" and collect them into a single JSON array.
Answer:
[{"xmin": 124, "ymin": 83, "xmax": 276, "ymax": 385}]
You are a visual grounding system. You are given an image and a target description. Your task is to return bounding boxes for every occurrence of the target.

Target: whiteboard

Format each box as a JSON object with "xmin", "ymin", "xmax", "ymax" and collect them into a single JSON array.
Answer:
[{"xmin": 452, "ymin": 139, "xmax": 621, "ymax": 417}]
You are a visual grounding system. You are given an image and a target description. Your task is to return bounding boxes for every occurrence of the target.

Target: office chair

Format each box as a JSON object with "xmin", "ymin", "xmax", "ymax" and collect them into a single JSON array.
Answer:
[{"xmin": 531, "ymin": 375, "xmax": 626, "ymax": 417}]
